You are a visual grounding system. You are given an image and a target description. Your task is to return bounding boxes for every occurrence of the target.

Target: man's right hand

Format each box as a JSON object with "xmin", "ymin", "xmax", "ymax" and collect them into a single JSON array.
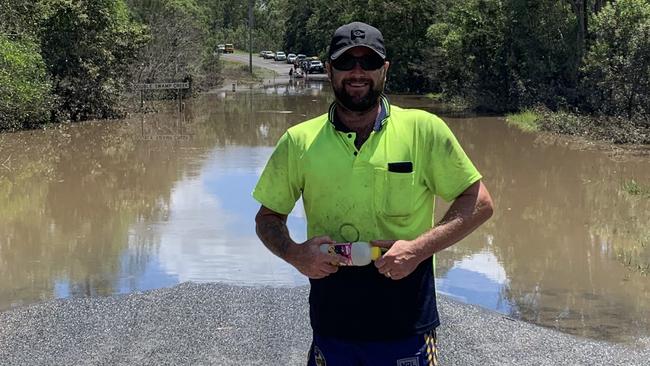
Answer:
[{"xmin": 287, "ymin": 236, "xmax": 345, "ymax": 279}]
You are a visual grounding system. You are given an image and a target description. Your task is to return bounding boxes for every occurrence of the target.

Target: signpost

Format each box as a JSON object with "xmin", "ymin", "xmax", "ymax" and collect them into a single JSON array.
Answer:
[
  {"xmin": 134, "ymin": 82, "xmax": 190, "ymax": 90},
  {"xmin": 134, "ymin": 82, "xmax": 190, "ymax": 112}
]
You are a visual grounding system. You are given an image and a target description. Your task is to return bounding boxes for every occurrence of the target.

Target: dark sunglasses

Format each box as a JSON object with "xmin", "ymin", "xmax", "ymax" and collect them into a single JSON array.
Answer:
[{"xmin": 331, "ymin": 54, "xmax": 385, "ymax": 71}]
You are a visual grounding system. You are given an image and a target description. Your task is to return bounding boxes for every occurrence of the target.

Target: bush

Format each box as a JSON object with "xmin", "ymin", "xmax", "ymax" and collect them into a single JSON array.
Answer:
[
  {"xmin": 506, "ymin": 109, "xmax": 540, "ymax": 132},
  {"xmin": 0, "ymin": 35, "xmax": 52, "ymax": 130},
  {"xmin": 537, "ymin": 108, "xmax": 650, "ymax": 144}
]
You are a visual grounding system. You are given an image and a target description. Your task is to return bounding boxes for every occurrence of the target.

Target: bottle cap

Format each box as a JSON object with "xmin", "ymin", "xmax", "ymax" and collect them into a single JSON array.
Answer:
[{"xmin": 370, "ymin": 246, "xmax": 382, "ymax": 260}]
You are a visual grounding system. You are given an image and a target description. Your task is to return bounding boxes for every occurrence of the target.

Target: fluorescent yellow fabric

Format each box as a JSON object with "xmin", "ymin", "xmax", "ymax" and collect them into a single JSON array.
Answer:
[{"xmin": 253, "ymin": 99, "xmax": 482, "ymax": 243}]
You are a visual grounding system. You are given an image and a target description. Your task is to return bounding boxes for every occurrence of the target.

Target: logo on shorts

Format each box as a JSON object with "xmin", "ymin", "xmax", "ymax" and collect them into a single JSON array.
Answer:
[
  {"xmin": 314, "ymin": 345, "xmax": 326, "ymax": 366},
  {"xmin": 397, "ymin": 357, "xmax": 419, "ymax": 366}
]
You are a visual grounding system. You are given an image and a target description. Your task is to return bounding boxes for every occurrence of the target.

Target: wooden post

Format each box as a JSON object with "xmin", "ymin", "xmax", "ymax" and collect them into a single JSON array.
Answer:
[{"xmin": 178, "ymin": 88, "xmax": 182, "ymax": 112}]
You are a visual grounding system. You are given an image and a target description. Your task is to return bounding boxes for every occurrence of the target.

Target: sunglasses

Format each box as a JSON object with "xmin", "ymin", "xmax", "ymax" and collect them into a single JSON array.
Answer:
[{"xmin": 331, "ymin": 54, "xmax": 385, "ymax": 71}]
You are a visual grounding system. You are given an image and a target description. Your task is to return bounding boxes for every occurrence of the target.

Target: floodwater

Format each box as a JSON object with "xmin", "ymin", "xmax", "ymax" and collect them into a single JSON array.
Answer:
[{"xmin": 1, "ymin": 80, "xmax": 649, "ymax": 344}]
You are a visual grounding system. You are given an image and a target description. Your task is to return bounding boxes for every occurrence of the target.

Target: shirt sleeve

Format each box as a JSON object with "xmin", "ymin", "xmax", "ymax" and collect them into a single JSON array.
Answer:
[
  {"xmin": 425, "ymin": 115, "xmax": 482, "ymax": 202},
  {"xmin": 252, "ymin": 132, "xmax": 302, "ymax": 215}
]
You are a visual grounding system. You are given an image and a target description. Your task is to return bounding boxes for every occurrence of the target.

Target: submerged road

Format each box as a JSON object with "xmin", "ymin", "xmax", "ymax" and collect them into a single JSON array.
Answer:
[{"xmin": 0, "ymin": 283, "xmax": 648, "ymax": 365}]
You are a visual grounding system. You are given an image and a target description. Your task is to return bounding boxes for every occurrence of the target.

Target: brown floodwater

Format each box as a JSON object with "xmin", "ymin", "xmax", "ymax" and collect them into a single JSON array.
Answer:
[{"xmin": 1, "ymin": 80, "xmax": 649, "ymax": 344}]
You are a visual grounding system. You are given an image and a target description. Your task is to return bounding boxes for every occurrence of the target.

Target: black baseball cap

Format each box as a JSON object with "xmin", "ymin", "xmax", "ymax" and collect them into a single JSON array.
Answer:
[{"xmin": 328, "ymin": 22, "xmax": 386, "ymax": 60}]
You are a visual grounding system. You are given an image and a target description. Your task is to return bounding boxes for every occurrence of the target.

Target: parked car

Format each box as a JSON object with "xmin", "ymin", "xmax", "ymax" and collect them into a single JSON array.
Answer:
[
  {"xmin": 259, "ymin": 50, "xmax": 270, "ymax": 57},
  {"xmin": 287, "ymin": 53, "xmax": 297, "ymax": 64},
  {"xmin": 217, "ymin": 44, "xmax": 226, "ymax": 53},
  {"xmin": 264, "ymin": 51, "xmax": 275, "ymax": 59},
  {"xmin": 307, "ymin": 60, "xmax": 324, "ymax": 74},
  {"xmin": 274, "ymin": 51, "xmax": 286, "ymax": 61},
  {"xmin": 224, "ymin": 43, "xmax": 234, "ymax": 53}
]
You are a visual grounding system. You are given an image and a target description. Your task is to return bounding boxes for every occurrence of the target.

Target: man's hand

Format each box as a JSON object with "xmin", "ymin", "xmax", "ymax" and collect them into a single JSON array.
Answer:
[
  {"xmin": 255, "ymin": 206, "xmax": 348, "ymax": 279},
  {"xmin": 372, "ymin": 240, "xmax": 423, "ymax": 280},
  {"xmin": 370, "ymin": 181, "xmax": 494, "ymax": 281},
  {"xmin": 287, "ymin": 236, "xmax": 347, "ymax": 279}
]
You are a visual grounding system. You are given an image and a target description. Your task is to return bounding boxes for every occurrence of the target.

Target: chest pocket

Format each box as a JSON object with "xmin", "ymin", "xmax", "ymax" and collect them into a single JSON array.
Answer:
[{"xmin": 377, "ymin": 170, "xmax": 415, "ymax": 217}]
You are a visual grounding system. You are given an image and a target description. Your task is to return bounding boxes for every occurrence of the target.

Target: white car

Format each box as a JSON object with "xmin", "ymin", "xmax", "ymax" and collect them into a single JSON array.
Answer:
[
  {"xmin": 287, "ymin": 53, "xmax": 297, "ymax": 64},
  {"xmin": 274, "ymin": 51, "xmax": 286, "ymax": 61}
]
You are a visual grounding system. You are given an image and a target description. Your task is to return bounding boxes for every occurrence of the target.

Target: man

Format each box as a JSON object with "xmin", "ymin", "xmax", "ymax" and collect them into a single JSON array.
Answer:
[{"xmin": 253, "ymin": 22, "xmax": 493, "ymax": 366}]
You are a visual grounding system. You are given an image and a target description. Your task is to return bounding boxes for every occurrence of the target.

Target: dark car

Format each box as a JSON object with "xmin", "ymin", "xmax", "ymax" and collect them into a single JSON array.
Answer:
[{"xmin": 307, "ymin": 60, "xmax": 324, "ymax": 74}]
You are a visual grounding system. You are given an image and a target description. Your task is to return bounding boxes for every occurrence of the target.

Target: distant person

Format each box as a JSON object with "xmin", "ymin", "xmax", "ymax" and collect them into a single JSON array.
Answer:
[
  {"xmin": 289, "ymin": 67, "xmax": 293, "ymax": 78},
  {"xmin": 253, "ymin": 21, "xmax": 493, "ymax": 366}
]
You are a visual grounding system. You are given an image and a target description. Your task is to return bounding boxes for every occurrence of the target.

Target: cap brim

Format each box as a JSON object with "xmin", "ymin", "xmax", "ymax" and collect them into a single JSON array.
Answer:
[{"xmin": 330, "ymin": 45, "xmax": 385, "ymax": 60}]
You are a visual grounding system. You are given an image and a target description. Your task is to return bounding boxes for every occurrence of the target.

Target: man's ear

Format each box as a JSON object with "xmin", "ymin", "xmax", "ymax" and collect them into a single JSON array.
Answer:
[{"xmin": 325, "ymin": 62, "xmax": 332, "ymax": 80}]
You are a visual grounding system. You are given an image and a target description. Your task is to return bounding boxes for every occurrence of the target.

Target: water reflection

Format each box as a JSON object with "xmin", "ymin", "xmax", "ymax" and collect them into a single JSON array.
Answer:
[
  {"xmin": 437, "ymin": 248, "xmax": 513, "ymax": 314},
  {"xmin": 431, "ymin": 114, "xmax": 650, "ymax": 343},
  {"xmin": 0, "ymin": 82, "xmax": 649, "ymax": 344},
  {"xmin": 153, "ymin": 146, "xmax": 307, "ymax": 286}
]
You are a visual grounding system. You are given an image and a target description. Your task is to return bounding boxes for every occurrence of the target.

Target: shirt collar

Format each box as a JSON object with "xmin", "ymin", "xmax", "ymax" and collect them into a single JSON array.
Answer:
[{"xmin": 328, "ymin": 95, "xmax": 391, "ymax": 133}]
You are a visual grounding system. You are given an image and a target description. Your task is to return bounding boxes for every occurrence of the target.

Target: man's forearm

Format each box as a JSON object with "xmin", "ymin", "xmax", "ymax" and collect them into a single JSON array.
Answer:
[
  {"xmin": 413, "ymin": 181, "xmax": 493, "ymax": 260},
  {"xmin": 255, "ymin": 213, "xmax": 297, "ymax": 260}
]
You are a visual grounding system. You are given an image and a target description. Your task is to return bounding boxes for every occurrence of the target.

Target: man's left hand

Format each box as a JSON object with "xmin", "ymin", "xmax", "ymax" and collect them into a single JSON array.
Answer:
[{"xmin": 371, "ymin": 240, "xmax": 422, "ymax": 280}]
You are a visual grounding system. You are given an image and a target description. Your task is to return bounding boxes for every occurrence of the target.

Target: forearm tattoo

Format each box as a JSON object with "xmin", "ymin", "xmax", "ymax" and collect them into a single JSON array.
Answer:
[{"xmin": 256, "ymin": 216, "xmax": 294, "ymax": 259}]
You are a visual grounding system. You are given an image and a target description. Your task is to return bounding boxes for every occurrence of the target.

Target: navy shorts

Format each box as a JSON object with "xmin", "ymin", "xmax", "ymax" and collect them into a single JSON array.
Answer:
[{"xmin": 307, "ymin": 330, "xmax": 438, "ymax": 366}]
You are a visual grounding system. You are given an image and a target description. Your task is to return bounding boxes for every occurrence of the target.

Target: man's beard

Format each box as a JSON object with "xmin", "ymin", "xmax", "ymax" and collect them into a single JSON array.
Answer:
[{"xmin": 333, "ymin": 77, "xmax": 384, "ymax": 112}]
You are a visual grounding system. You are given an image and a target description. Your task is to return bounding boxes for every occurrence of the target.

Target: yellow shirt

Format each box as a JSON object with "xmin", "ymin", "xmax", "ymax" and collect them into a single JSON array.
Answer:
[{"xmin": 253, "ymin": 97, "xmax": 482, "ymax": 243}]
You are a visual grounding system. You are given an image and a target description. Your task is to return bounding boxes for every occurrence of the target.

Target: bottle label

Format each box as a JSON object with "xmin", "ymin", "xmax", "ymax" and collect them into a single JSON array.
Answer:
[{"xmin": 326, "ymin": 243, "xmax": 353, "ymax": 266}]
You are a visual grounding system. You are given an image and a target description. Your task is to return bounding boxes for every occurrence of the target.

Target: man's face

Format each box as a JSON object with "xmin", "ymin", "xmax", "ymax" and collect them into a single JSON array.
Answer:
[{"xmin": 327, "ymin": 47, "xmax": 389, "ymax": 113}]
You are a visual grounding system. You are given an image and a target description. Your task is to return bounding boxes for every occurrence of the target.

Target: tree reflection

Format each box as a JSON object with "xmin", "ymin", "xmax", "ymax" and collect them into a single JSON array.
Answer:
[
  {"xmin": 0, "ymin": 84, "xmax": 331, "ymax": 310},
  {"xmin": 0, "ymin": 115, "xmax": 199, "ymax": 309}
]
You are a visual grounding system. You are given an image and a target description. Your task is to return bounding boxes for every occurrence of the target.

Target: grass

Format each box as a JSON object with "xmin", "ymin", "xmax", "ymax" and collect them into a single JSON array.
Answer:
[
  {"xmin": 423, "ymin": 92, "xmax": 472, "ymax": 113},
  {"xmin": 221, "ymin": 60, "xmax": 277, "ymax": 84},
  {"xmin": 622, "ymin": 180, "xmax": 650, "ymax": 198},
  {"xmin": 425, "ymin": 92, "xmax": 444, "ymax": 101},
  {"xmin": 506, "ymin": 109, "xmax": 540, "ymax": 132}
]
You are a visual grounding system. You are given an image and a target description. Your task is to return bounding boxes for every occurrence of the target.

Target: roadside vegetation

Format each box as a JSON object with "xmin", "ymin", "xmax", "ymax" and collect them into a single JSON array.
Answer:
[
  {"xmin": 1, "ymin": 0, "xmax": 648, "ymax": 144},
  {"xmin": 622, "ymin": 180, "xmax": 650, "ymax": 198},
  {"xmin": 506, "ymin": 110, "xmax": 540, "ymax": 132},
  {"xmin": 221, "ymin": 60, "xmax": 277, "ymax": 85}
]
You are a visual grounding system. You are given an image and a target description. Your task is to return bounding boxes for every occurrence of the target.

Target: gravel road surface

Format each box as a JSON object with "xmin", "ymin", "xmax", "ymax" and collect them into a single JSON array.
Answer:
[{"xmin": 1, "ymin": 283, "xmax": 648, "ymax": 365}]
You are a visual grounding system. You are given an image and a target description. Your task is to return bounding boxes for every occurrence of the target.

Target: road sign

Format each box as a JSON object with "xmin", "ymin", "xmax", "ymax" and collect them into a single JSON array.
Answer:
[{"xmin": 134, "ymin": 82, "xmax": 189, "ymax": 90}]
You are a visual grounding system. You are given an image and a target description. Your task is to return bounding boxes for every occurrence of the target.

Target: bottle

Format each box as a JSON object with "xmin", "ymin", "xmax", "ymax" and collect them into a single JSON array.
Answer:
[{"xmin": 319, "ymin": 241, "xmax": 383, "ymax": 266}]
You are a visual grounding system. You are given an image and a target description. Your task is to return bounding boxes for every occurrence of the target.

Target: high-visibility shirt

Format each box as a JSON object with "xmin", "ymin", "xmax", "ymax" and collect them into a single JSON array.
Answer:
[{"xmin": 253, "ymin": 96, "xmax": 482, "ymax": 340}]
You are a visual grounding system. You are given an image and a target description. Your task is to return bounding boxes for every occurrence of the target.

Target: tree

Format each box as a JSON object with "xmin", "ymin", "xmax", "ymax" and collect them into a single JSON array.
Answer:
[
  {"xmin": 40, "ymin": 0, "xmax": 147, "ymax": 121},
  {"xmin": 580, "ymin": 0, "xmax": 650, "ymax": 118},
  {"xmin": 0, "ymin": 0, "xmax": 49, "ymax": 36},
  {"xmin": 0, "ymin": 35, "xmax": 52, "ymax": 130},
  {"xmin": 425, "ymin": 0, "xmax": 511, "ymax": 110},
  {"xmin": 130, "ymin": 0, "xmax": 205, "ymax": 80}
]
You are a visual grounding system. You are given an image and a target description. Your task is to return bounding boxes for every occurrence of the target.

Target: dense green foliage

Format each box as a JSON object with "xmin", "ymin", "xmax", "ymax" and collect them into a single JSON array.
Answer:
[
  {"xmin": 1, "ymin": 0, "xmax": 648, "ymax": 135},
  {"xmin": 41, "ymin": 0, "xmax": 147, "ymax": 121},
  {"xmin": 426, "ymin": 0, "xmax": 578, "ymax": 111},
  {"xmin": 581, "ymin": 0, "xmax": 650, "ymax": 118},
  {"xmin": 0, "ymin": 35, "xmax": 52, "ymax": 130}
]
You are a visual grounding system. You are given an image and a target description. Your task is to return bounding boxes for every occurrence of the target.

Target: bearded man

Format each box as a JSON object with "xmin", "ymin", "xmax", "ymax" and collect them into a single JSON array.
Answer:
[{"xmin": 253, "ymin": 22, "xmax": 494, "ymax": 366}]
